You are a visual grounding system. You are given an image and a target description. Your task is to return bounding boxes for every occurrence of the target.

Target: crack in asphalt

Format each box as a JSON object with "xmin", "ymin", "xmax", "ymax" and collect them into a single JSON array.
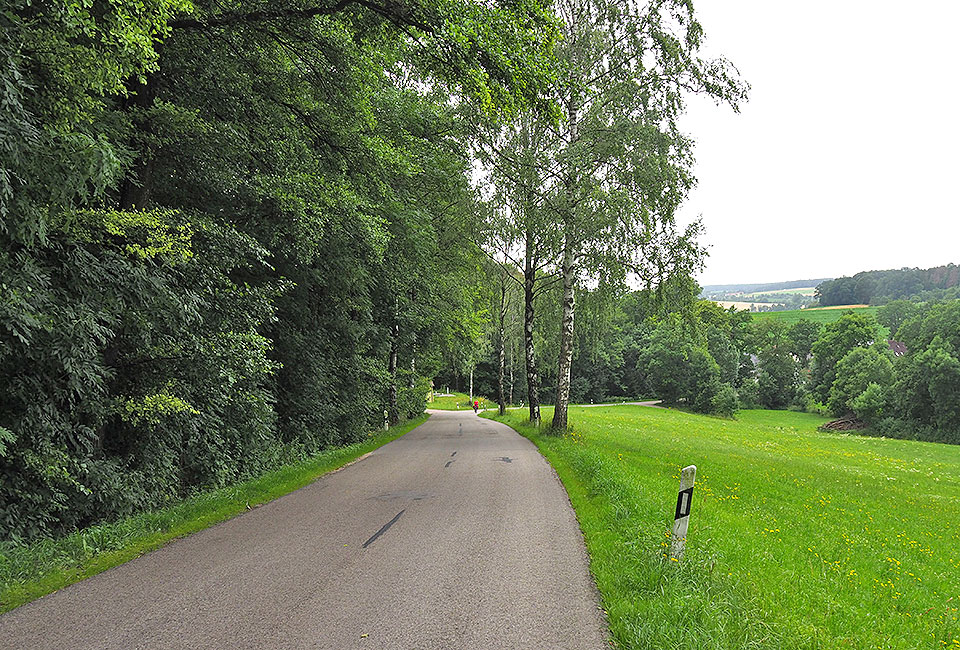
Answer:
[{"xmin": 362, "ymin": 510, "xmax": 406, "ymax": 549}]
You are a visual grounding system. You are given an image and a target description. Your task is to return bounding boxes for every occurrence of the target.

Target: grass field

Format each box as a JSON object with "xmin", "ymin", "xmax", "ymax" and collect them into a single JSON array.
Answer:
[
  {"xmin": 752, "ymin": 305, "xmax": 882, "ymax": 328},
  {"xmin": 428, "ymin": 391, "xmax": 492, "ymax": 410},
  {"xmin": 487, "ymin": 406, "xmax": 960, "ymax": 649},
  {"xmin": 0, "ymin": 415, "xmax": 428, "ymax": 613}
]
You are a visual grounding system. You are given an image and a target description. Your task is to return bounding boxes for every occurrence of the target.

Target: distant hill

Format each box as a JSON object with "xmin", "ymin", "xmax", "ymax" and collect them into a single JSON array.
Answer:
[
  {"xmin": 816, "ymin": 264, "xmax": 960, "ymax": 306},
  {"xmin": 701, "ymin": 278, "xmax": 833, "ymax": 296}
]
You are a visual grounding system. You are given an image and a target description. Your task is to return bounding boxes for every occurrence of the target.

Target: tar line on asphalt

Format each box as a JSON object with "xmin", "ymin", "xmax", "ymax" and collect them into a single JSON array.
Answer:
[{"xmin": 362, "ymin": 509, "xmax": 405, "ymax": 549}]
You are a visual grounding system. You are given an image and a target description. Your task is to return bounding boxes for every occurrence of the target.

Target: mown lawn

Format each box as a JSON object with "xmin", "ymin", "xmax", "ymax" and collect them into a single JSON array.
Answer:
[{"xmin": 487, "ymin": 406, "xmax": 960, "ymax": 649}]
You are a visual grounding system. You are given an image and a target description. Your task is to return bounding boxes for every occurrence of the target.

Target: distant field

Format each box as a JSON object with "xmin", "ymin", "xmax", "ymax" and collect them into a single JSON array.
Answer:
[
  {"xmin": 751, "ymin": 305, "xmax": 882, "ymax": 329},
  {"xmin": 743, "ymin": 286, "xmax": 817, "ymax": 298},
  {"xmin": 488, "ymin": 405, "xmax": 960, "ymax": 649},
  {"xmin": 715, "ymin": 300, "xmax": 785, "ymax": 310}
]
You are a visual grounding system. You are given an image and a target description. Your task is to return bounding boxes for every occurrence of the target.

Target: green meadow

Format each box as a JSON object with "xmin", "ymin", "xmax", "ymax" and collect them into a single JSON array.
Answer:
[
  {"xmin": 488, "ymin": 406, "xmax": 960, "ymax": 649},
  {"xmin": 751, "ymin": 306, "xmax": 881, "ymax": 328}
]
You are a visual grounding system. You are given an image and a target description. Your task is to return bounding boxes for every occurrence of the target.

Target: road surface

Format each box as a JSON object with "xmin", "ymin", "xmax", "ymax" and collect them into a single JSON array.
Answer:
[{"xmin": 0, "ymin": 411, "xmax": 606, "ymax": 649}]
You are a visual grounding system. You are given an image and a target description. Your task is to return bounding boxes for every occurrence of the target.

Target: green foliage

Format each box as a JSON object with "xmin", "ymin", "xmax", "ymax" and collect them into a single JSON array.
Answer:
[
  {"xmin": 851, "ymin": 382, "xmax": 887, "ymax": 424},
  {"xmin": 827, "ymin": 347, "xmax": 894, "ymax": 416},
  {"xmin": 810, "ymin": 311, "xmax": 881, "ymax": 403},
  {"xmin": 787, "ymin": 319, "xmax": 822, "ymax": 367},
  {"xmin": 736, "ymin": 377, "xmax": 760, "ymax": 409},
  {"xmin": 117, "ymin": 392, "xmax": 200, "ymax": 427},
  {"xmin": 816, "ymin": 263, "xmax": 960, "ymax": 306},
  {"xmin": 710, "ymin": 383, "xmax": 739, "ymax": 418},
  {"xmin": 877, "ymin": 300, "xmax": 918, "ymax": 338},
  {"xmin": 1, "ymin": 0, "xmax": 548, "ymax": 542},
  {"xmin": 757, "ymin": 345, "xmax": 799, "ymax": 410},
  {"xmin": 636, "ymin": 316, "xmax": 730, "ymax": 415}
]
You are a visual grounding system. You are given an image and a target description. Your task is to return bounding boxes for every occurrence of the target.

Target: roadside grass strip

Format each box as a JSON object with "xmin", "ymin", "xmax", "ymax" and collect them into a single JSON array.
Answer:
[
  {"xmin": 486, "ymin": 406, "xmax": 960, "ymax": 649},
  {"xmin": 0, "ymin": 415, "xmax": 427, "ymax": 613}
]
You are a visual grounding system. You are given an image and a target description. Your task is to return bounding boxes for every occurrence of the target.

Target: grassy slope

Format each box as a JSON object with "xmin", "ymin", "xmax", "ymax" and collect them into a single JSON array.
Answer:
[
  {"xmin": 487, "ymin": 406, "xmax": 960, "ymax": 649},
  {"xmin": 0, "ymin": 415, "xmax": 428, "ymax": 613}
]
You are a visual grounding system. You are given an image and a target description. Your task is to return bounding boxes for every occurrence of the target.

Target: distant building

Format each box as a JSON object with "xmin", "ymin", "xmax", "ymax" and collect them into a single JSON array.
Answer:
[{"xmin": 887, "ymin": 340, "xmax": 908, "ymax": 357}]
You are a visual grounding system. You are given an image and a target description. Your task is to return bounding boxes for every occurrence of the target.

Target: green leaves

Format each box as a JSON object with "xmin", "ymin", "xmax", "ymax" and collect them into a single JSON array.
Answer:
[{"xmin": 0, "ymin": 427, "xmax": 15, "ymax": 458}]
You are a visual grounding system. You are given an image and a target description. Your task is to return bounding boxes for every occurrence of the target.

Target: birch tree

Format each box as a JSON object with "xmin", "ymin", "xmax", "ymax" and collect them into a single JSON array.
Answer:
[{"xmin": 546, "ymin": 0, "xmax": 748, "ymax": 430}]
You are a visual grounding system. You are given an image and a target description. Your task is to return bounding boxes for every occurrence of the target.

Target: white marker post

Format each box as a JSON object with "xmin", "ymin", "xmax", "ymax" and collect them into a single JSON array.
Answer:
[
  {"xmin": 669, "ymin": 465, "xmax": 697, "ymax": 561},
  {"xmin": 383, "ymin": 410, "xmax": 389, "ymax": 431}
]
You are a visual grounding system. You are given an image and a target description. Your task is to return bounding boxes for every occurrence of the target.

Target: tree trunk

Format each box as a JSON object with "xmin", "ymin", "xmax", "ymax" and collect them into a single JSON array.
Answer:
[
  {"xmin": 409, "ymin": 341, "xmax": 416, "ymax": 389},
  {"xmin": 552, "ymin": 234, "xmax": 576, "ymax": 431},
  {"xmin": 497, "ymin": 279, "xmax": 507, "ymax": 416},
  {"xmin": 523, "ymin": 226, "xmax": 541, "ymax": 426},
  {"xmin": 388, "ymin": 302, "xmax": 400, "ymax": 426},
  {"xmin": 552, "ymin": 90, "xmax": 580, "ymax": 433},
  {"xmin": 509, "ymin": 347, "xmax": 514, "ymax": 406},
  {"xmin": 469, "ymin": 367, "xmax": 474, "ymax": 402}
]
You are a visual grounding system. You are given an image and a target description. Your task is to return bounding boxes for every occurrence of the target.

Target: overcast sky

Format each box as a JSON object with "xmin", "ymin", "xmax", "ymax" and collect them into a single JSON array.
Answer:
[{"xmin": 675, "ymin": 1, "xmax": 960, "ymax": 287}]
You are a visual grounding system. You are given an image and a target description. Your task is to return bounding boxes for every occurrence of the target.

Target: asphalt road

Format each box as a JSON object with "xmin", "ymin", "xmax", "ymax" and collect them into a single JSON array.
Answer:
[{"xmin": 0, "ymin": 410, "xmax": 607, "ymax": 649}]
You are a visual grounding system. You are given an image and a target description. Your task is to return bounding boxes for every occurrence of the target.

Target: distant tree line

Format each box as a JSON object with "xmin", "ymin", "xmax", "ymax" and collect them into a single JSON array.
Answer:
[
  {"xmin": 701, "ymin": 278, "xmax": 831, "ymax": 296},
  {"xmin": 816, "ymin": 265, "xmax": 960, "ymax": 306},
  {"xmin": 456, "ymin": 283, "xmax": 960, "ymax": 445}
]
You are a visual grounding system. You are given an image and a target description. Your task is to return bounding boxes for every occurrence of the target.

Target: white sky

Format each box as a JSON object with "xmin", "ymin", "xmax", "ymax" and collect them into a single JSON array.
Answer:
[{"xmin": 676, "ymin": 1, "xmax": 960, "ymax": 287}]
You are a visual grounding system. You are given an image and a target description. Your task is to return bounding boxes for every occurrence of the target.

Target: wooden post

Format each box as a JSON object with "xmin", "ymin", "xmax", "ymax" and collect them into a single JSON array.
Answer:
[{"xmin": 669, "ymin": 465, "xmax": 697, "ymax": 561}]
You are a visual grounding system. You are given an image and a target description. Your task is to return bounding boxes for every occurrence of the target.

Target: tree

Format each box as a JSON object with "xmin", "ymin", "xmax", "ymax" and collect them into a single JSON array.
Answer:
[
  {"xmin": 478, "ymin": 114, "xmax": 563, "ymax": 426},
  {"xmin": 827, "ymin": 346, "xmax": 894, "ymax": 416},
  {"xmin": 636, "ymin": 315, "xmax": 725, "ymax": 413},
  {"xmin": 545, "ymin": 0, "xmax": 747, "ymax": 431},
  {"xmin": 877, "ymin": 300, "xmax": 918, "ymax": 338},
  {"xmin": 788, "ymin": 319, "xmax": 822, "ymax": 369},
  {"xmin": 0, "ymin": 0, "xmax": 564, "ymax": 541},
  {"xmin": 810, "ymin": 311, "xmax": 880, "ymax": 403}
]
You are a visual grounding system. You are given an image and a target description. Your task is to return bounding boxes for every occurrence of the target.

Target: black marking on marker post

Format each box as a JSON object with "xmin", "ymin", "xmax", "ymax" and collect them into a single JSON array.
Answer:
[
  {"xmin": 675, "ymin": 487, "xmax": 694, "ymax": 519},
  {"xmin": 362, "ymin": 509, "xmax": 405, "ymax": 549}
]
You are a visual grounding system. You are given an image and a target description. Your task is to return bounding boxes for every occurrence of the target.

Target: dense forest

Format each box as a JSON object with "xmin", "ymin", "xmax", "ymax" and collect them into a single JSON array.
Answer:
[
  {"xmin": 816, "ymin": 264, "xmax": 960, "ymax": 306},
  {"xmin": 0, "ymin": 1, "xmax": 747, "ymax": 542},
  {"xmin": 0, "ymin": 0, "xmax": 559, "ymax": 542}
]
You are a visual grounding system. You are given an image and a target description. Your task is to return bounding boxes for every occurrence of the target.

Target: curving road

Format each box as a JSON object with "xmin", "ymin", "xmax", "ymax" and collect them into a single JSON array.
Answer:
[{"xmin": 0, "ymin": 410, "xmax": 606, "ymax": 649}]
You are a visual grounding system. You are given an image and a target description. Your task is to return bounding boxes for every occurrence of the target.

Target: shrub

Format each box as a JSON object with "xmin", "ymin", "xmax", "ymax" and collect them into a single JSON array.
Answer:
[
  {"xmin": 851, "ymin": 382, "xmax": 888, "ymax": 424},
  {"xmin": 711, "ymin": 383, "xmax": 740, "ymax": 418},
  {"xmin": 736, "ymin": 377, "xmax": 760, "ymax": 409}
]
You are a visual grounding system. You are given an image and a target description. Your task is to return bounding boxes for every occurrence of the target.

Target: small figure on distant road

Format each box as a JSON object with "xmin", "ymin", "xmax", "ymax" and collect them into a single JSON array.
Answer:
[{"xmin": 473, "ymin": 400, "xmax": 479, "ymax": 413}]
